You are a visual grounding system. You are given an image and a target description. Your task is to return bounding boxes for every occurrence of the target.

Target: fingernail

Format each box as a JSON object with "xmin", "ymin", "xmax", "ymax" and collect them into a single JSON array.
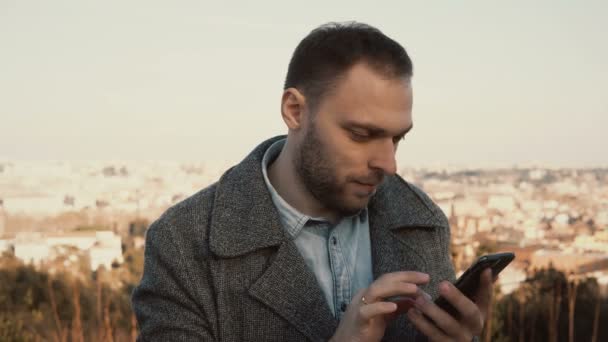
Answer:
[
  {"xmin": 441, "ymin": 282, "xmax": 451, "ymax": 293},
  {"xmin": 415, "ymin": 295, "xmax": 426, "ymax": 308}
]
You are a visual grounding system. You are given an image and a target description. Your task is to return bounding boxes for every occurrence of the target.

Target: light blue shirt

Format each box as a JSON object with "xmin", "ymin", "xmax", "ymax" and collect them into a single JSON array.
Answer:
[{"xmin": 261, "ymin": 139, "xmax": 374, "ymax": 319}]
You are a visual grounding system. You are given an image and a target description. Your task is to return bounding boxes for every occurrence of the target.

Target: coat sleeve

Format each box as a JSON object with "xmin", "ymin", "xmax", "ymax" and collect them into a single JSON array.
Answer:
[{"xmin": 131, "ymin": 215, "xmax": 216, "ymax": 341}]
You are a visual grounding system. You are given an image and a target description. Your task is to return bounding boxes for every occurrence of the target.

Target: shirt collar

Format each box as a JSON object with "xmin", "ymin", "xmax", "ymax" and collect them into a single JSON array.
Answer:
[{"xmin": 261, "ymin": 138, "xmax": 368, "ymax": 239}]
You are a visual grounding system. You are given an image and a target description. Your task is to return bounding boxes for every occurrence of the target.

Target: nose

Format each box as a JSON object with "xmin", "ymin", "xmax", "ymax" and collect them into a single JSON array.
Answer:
[{"xmin": 369, "ymin": 139, "xmax": 397, "ymax": 176}]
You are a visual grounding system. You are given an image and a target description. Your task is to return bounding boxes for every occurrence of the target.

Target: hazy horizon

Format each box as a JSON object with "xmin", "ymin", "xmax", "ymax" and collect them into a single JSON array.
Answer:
[{"xmin": 1, "ymin": 1, "xmax": 607, "ymax": 167}]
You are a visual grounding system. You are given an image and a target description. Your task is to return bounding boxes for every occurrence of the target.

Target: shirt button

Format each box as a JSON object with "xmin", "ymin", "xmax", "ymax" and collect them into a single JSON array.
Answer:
[
  {"xmin": 341, "ymin": 303, "xmax": 347, "ymax": 312},
  {"xmin": 331, "ymin": 237, "xmax": 337, "ymax": 245}
]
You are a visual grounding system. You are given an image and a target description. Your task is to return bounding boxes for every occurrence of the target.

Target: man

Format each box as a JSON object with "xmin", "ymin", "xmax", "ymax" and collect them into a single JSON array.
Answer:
[{"xmin": 132, "ymin": 21, "xmax": 493, "ymax": 341}]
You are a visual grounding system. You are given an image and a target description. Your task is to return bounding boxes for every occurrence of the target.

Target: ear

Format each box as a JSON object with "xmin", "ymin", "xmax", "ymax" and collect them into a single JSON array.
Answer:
[{"xmin": 280, "ymin": 88, "xmax": 309, "ymax": 130}]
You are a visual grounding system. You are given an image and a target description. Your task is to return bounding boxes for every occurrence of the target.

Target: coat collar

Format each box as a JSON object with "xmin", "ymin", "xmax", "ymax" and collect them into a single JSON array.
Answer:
[
  {"xmin": 209, "ymin": 135, "xmax": 445, "ymax": 258},
  {"xmin": 209, "ymin": 135, "xmax": 288, "ymax": 258}
]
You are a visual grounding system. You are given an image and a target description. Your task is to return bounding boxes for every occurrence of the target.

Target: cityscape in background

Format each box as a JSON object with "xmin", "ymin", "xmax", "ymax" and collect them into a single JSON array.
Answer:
[
  {"xmin": 1, "ymin": 161, "xmax": 607, "ymax": 341},
  {"xmin": 2, "ymin": 161, "xmax": 607, "ymax": 291}
]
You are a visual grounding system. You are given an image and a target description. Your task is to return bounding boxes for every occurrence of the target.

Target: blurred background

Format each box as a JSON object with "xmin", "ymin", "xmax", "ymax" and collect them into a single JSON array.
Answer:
[{"xmin": 1, "ymin": 0, "xmax": 607, "ymax": 341}]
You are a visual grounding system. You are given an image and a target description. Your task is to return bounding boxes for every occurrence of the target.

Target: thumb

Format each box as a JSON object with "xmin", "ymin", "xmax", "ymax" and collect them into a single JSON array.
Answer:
[{"xmin": 475, "ymin": 268, "xmax": 494, "ymax": 318}]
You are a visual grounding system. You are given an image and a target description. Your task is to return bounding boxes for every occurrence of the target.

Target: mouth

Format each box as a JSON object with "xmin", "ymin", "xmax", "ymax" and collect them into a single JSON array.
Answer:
[
  {"xmin": 355, "ymin": 176, "xmax": 383, "ymax": 187},
  {"xmin": 352, "ymin": 181, "xmax": 379, "ymax": 193}
]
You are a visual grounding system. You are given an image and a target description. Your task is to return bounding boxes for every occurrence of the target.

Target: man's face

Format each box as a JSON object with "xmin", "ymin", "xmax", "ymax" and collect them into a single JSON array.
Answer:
[{"xmin": 294, "ymin": 62, "xmax": 414, "ymax": 217}]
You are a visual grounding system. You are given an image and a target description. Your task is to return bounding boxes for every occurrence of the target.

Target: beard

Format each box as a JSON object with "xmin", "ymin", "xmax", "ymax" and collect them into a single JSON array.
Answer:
[{"xmin": 293, "ymin": 122, "xmax": 382, "ymax": 218}]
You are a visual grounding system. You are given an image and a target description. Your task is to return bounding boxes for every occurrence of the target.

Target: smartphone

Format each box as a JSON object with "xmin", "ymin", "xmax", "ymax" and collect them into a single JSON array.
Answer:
[{"xmin": 435, "ymin": 252, "xmax": 515, "ymax": 318}]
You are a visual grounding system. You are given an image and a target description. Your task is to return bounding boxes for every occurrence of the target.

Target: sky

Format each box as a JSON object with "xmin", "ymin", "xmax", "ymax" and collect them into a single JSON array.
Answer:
[{"xmin": 1, "ymin": 0, "xmax": 607, "ymax": 167}]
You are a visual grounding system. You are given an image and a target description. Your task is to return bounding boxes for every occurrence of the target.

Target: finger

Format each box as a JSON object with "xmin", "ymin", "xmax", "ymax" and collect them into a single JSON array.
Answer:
[
  {"xmin": 474, "ymin": 268, "xmax": 494, "ymax": 317},
  {"xmin": 366, "ymin": 273, "xmax": 429, "ymax": 302},
  {"xmin": 387, "ymin": 288, "xmax": 433, "ymax": 315},
  {"xmin": 413, "ymin": 291, "xmax": 461, "ymax": 337},
  {"xmin": 359, "ymin": 301, "xmax": 397, "ymax": 321},
  {"xmin": 439, "ymin": 281, "xmax": 484, "ymax": 334},
  {"xmin": 407, "ymin": 308, "xmax": 451, "ymax": 342},
  {"xmin": 376, "ymin": 271, "xmax": 430, "ymax": 286},
  {"xmin": 392, "ymin": 297, "xmax": 417, "ymax": 315},
  {"xmin": 492, "ymin": 273, "xmax": 499, "ymax": 283},
  {"xmin": 367, "ymin": 282, "xmax": 419, "ymax": 303}
]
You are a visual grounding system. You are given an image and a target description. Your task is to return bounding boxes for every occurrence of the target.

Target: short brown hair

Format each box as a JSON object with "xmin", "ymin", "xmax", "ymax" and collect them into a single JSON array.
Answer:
[{"xmin": 284, "ymin": 21, "xmax": 413, "ymax": 112}]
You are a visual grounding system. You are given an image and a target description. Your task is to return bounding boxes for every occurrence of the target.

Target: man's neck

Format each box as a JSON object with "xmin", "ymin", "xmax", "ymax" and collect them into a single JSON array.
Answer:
[{"xmin": 267, "ymin": 142, "xmax": 339, "ymax": 223}]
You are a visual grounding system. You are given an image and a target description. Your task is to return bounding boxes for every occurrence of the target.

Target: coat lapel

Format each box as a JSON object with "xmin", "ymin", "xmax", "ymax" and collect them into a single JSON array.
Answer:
[
  {"xmin": 248, "ymin": 242, "xmax": 338, "ymax": 341},
  {"xmin": 368, "ymin": 175, "xmax": 448, "ymax": 279},
  {"xmin": 208, "ymin": 135, "xmax": 337, "ymax": 341}
]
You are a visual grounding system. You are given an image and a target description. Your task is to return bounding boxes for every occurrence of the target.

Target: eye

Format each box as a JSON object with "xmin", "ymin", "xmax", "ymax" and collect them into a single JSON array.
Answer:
[
  {"xmin": 349, "ymin": 130, "xmax": 370, "ymax": 142},
  {"xmin": 392, "ymin": 135, "xmax": 405, "ymax": 144}
]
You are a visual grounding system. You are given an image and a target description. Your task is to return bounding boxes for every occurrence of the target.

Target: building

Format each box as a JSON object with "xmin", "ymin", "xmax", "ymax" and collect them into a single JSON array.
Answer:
[
  {"xmin": 11, "ymin": 230, "xmax": 123, "ymax": 271},
  {"xmin": 14, "ymin": 233, "xmax": 50, "ymax": 266},
  {"xmin": 90, "ymin": 231, "xmax": 123, "ymax": 270}
]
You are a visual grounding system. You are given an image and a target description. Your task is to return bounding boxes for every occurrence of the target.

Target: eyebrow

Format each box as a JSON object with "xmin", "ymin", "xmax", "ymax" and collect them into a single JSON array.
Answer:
[{"xmin": 344, "ymin": 121, "xmax": 414, "ymax": 138}]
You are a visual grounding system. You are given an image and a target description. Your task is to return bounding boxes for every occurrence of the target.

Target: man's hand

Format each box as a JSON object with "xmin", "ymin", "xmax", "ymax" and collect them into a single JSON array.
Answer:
[
  {"xmin": 406, "ymin": 268, "xmax": 494, "ymax": 342},
  {"xmin": 330, "ymin": 271, "xmax": 430, "ymax": 342}
]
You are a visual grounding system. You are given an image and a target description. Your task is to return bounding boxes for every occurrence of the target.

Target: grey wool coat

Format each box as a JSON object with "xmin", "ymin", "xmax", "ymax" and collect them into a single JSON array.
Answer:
[{"xmin": 132, "ymin": 136, "xmax": 456, "ymax": 341}]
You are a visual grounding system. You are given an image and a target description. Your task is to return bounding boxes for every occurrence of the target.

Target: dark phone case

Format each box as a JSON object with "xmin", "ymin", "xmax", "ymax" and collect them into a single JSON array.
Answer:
[{"xmin": 435, "ymin": 252, "xmax": 515, "ymax": 318}]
